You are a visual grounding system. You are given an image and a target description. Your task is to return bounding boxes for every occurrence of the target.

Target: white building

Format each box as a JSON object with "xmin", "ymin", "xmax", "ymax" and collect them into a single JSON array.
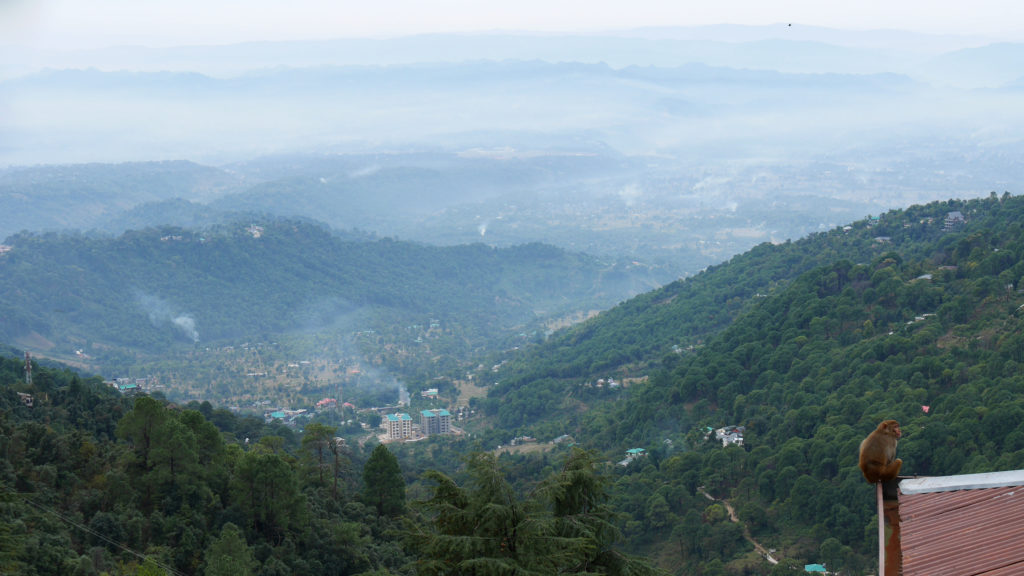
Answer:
[
  {"xmin": 715, "ymin": 425, "xmax": 745, "ymax": 446},
  {"xmin": 385, "ymin": 413, "xmax": 413, "ymax": 440}
]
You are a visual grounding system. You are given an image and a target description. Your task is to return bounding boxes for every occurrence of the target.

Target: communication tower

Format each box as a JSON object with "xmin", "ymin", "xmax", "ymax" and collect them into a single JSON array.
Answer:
[{"xmin": 24, "ymin": 351, "xmax": 32, "ymax": 386}]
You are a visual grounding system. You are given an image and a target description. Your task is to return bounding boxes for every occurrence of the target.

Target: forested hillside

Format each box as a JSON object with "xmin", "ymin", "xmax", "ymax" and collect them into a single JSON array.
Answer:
[
  {"xmin": 0, "ymin": 161, "xmax": 242, "ymax": 238},
  {"xmin": 0, "ymin": 354, "xmax": 657, "ymax": 575},
  {"xmin": 0, "ymin": 351, "xmax": 418, "ymax": 575},
  {"xmin": 477, "ymin": 193, "xmax": 1024, "ymax": 573},
  {"xmin": 486, "ymin": 194, "xmax": 1009, "ymax": 427},
  {"xmin": 0, "ymin": 219, "xmax": 651, "ymax": 374},
  {"xmin": 5, "ymin": 194, "xmax": 1024, "ymax": 575}
]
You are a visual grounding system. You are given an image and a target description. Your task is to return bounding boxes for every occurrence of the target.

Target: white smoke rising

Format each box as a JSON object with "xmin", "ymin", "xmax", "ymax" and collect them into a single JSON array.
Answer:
[
  {"xmin": 134, "ymin": 290, "xmax": 200, "ymax": 342},
  {"xmin": 137, "ymin": 291, "xmax": 173, "ymax": 325},
  {"xmin": 173, "ymin": 315, "xmax": 200, "ymax": 343},
  {"xmin": 478, "ymin": 221, "xmax": 488, "ymax": 237}
]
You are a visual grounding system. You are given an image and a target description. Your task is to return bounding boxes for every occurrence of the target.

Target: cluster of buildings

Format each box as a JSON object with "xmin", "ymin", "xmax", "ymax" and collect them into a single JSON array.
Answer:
[
  {"xmin": 315, "ymin": 398, "xmax": 337, "ymax": 410},
  {"xmin": 582, "ymin": 377, "xmax": 620, "ymax": 390},
  {"xmin": 713, "ymin": 425, "xmax": 745, "ymax": 446},
  {"xmin": 383, "ymin": 408, "xmax": 453, "ymax": 441},
  {"xmin": 266, "ymin": 408, "xmax": 308, "ymax": 423},
  {"xmin": 106, "ymin": 377, "xmax": 151, "ymax": 395},
  {"xmin": 509, "ymin": 435, "xmax": 537, "ymax": 446},
  {"xmin": 259, "ymin": 398, "xmax": 359, "ymax": 427}
]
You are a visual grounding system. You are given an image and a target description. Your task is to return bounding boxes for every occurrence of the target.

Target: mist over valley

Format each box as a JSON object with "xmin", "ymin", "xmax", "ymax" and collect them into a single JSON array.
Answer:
[
  {"xmin": 3, "ymin": 24, "xmax": 1023, "ymax": 406},
  {"xmin": 5, "ymin": 18, "xmax": 1024, "ymax": 575}
]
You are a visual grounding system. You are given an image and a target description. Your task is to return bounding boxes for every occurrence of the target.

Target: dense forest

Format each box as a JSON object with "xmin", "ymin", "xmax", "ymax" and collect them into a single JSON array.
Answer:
[
  {"xmin": 4, "ymin": 193, "xmax": 1024, "ymax": 574},
  {"xmin": 0, "ymin": 352, "xmax": 661, "ymax": 575},
  {"xmin": 474, "ymin": 192, "xmax": 1024, "ymax": 573},
  {"xmin": 0, "ymin": 219, "xmax": 653, "ymax": 370}
]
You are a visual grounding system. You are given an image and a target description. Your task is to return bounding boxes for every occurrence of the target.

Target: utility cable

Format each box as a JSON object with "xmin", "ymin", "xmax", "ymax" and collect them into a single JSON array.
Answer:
[{"xmin": 15, "ymin": 493, "xmax": 186, "ymax": 576}]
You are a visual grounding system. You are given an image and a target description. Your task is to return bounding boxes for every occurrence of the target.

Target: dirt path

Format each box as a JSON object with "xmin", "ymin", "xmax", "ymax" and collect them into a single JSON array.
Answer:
[{"xmin": 699, "ymin": 487, "xmax": 778, "ymax": 565}]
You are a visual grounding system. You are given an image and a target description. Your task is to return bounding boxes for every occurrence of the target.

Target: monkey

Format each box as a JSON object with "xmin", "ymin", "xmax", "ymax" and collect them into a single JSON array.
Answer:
[{"xmin": 859, "ymin": 419, "xmax": 902, "ymax": 483}]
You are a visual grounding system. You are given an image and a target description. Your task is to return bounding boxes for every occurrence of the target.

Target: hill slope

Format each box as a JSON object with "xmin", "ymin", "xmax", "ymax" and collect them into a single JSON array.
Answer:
[
  {"xmin": 0, "ymin": 161, "xmax": 243, "ymax": 239},
  {"xmin": 5, "ymin": 194, "xmax": 1024, "ymax": 574},
  {"xmin": 0, "ymin": 219, "xmax": 654, "ymax": 383},
  {"xmin": 478, "ymin": 193, "xmax": 1024, "ymax": 572}
]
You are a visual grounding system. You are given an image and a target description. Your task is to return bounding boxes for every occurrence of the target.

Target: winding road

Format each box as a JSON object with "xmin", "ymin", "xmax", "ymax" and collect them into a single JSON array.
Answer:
[{"xmin": 698, "ymin": 487, "xmax": 779, "ymax": 565}]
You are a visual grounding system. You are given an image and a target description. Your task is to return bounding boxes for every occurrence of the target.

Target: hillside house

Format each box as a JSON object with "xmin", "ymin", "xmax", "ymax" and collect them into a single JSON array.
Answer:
[
  {"xmin": 715, "ymin": 425, "xmax": 745, "ymax": 446},
  {"xmin": 113, "ymin": 381, "xmax": 141, "ymax": 395},
  {"xmin": 552, "ymin": 434, "xmax": 575, "ymax": 445},
  {"xmin": 944, "ymin": 211, "xmax": 965, "ymax": 231},
  {"xmin": 618, "ymin": 447, "xmax": 646, "ymax": 467}
]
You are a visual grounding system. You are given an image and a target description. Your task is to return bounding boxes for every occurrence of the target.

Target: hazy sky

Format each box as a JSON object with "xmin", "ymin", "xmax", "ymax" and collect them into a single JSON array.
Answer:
[{"xmin": 2, "ymin": 0, "xmax": 1023, "ymax": 50}]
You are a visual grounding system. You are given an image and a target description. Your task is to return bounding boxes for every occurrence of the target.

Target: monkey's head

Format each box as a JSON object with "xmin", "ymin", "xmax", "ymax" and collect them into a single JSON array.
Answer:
[{"xmin": 880, "ymin": 419, "xmax": 901, "ymax": 439}]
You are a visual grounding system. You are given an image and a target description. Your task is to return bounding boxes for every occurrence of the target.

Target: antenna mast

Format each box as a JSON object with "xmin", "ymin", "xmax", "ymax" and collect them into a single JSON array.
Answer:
[{"xmin": 24, "ymin": 351, "xmax": 32, "ymax": 386}]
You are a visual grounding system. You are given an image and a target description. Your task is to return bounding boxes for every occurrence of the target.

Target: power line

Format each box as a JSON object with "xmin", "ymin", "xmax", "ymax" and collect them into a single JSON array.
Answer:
[{"xmin": 16, "ymin": 493, "xmax": 186, "ymax": 576}]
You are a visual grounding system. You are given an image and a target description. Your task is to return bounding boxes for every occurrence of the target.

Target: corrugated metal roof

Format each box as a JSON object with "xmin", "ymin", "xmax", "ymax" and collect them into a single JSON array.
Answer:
[
  {"xmin": 900, "ymin": 478, "xmax": 1024, "ymax": 575},
  {"xmin": 901, "ymin": 470, "xmax": 1024, "ymax": 495}
]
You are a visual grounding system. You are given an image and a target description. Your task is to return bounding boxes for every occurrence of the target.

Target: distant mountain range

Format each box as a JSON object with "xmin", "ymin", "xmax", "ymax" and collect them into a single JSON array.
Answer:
[
  {"xmin": 3, "ymin": 28, "xmax": 1023, "ymax": 166},
  {"xmin": 0, "ymin": 25, "xmax": 999, "ymax": 79}
]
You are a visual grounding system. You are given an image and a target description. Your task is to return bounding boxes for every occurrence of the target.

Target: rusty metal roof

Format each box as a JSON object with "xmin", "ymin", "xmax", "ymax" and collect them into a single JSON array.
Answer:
[{"xmin": 899, "ymin": 471, "xmax": 1024, "ymax": 576}]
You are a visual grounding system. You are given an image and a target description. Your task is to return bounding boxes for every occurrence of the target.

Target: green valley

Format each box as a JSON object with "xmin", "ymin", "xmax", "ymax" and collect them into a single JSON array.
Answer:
[
  {"xmin": 0, "ymin": 219, "xmax": 656, "ymax": 409},
  {"xmin": 4, "ymin": 193, "xmax": 1024, "ymax": 575}
]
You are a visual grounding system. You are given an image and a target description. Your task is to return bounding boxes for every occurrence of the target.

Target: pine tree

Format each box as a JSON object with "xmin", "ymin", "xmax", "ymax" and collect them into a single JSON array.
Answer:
[
  {"xmin": 203, "ymin": 522, "xmax": 257, "ymax": 576},
  {"xmin": 362, "ymin": 443, "xmax": 406, "ymax": 516},
  {"xmin": 301, "ymin": 422, "xmax": 336, "ymax": 488},
  {"xmin": 409, "ymin": 450, "xmax": 664, "ymax": 575}
]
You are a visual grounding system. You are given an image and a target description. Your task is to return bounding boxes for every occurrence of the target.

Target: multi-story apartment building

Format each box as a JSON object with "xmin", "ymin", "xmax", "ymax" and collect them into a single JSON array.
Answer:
[
  {"xmin": 385, "ymin": 413, "xmax": 413, "ymax": 440},
  {"xmin": 420, "ymin": 408, "xmax": 452, "ymax": 436}
]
